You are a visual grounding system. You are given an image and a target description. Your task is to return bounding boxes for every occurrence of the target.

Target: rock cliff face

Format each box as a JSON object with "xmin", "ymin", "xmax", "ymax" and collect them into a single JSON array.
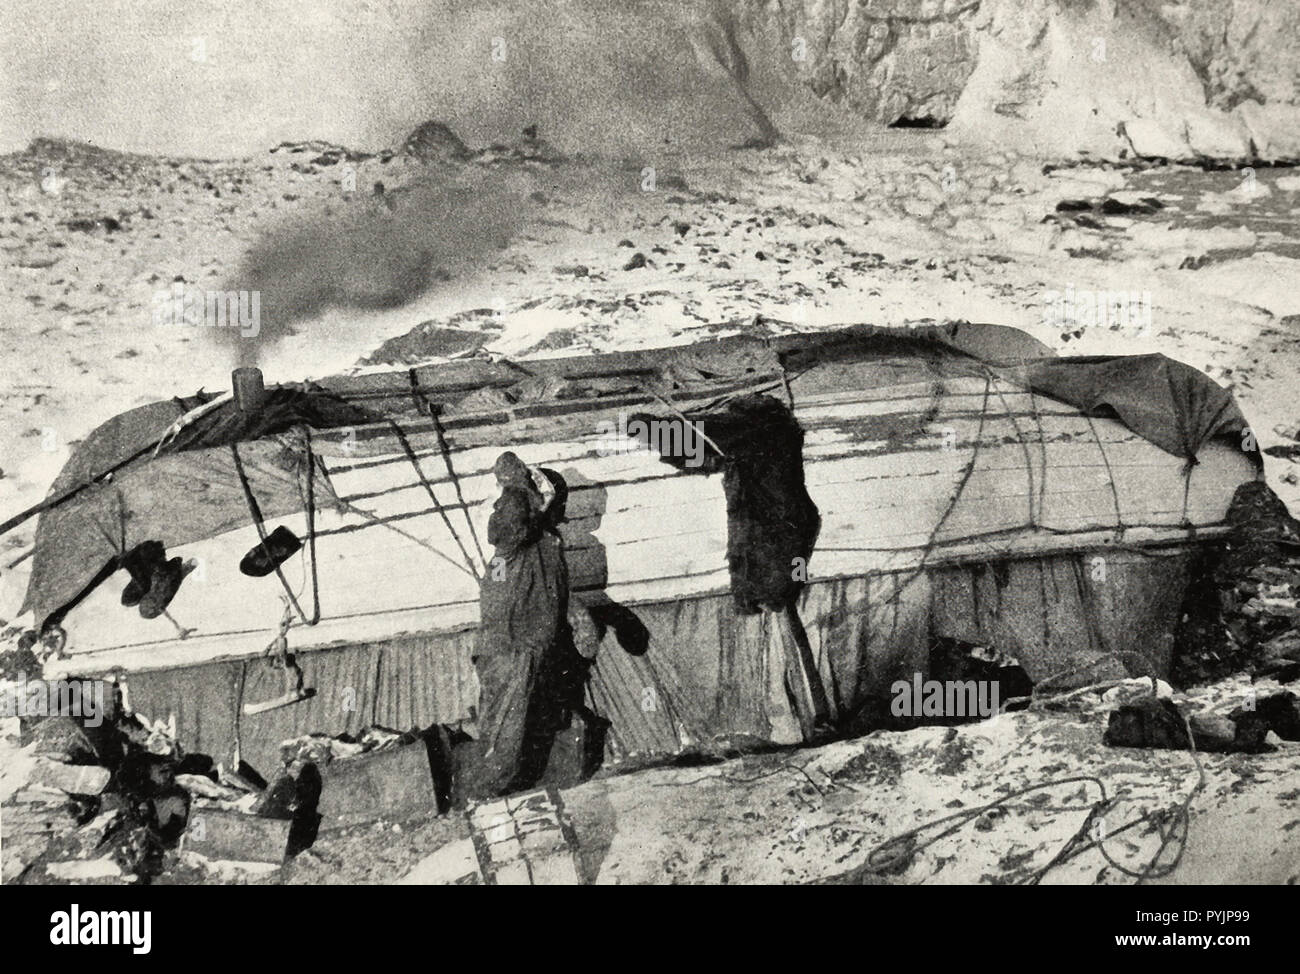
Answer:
[
  {"xmin": 735, "ymin": 0, "xmax": 984, "ymax": 126},
  {"xmin": 944, "ymin": 0, "xmax": 1300, "ymax": 161},
  {"xmin": 437, "ymin": 0, "xmax": 1300, "ymax": 162},
  {"xmin": 1164, "ymin": 0, "xmax": 1300, "ymax": 112},
  {"xmin": 722, "ymin": 0, "xmax": 1300, "ymax": 161}
]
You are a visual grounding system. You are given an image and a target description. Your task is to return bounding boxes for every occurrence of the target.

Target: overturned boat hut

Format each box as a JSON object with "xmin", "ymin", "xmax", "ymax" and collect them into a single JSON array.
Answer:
[{"xmin": 6, "ymin": 321, "xmax": 1262, "ymax": 778}]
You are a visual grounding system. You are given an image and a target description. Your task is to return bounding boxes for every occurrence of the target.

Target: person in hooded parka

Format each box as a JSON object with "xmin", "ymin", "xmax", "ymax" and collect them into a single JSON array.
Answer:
[{"xmin": 470, "ymin": 452, "xmax": 569, "ymax": 796}]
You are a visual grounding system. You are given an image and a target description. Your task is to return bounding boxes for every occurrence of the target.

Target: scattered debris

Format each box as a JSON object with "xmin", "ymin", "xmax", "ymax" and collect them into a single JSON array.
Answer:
[
  {"xmin": 1175, "ymin": 481, "xmax": 1300, "ymax": 685},
  {"xmin": 316, "ymin": 738, "xmax": 439, "ymax": 829},
  {"xmin": 1231, "ymin": 691, "xmax": 1300, "ymax": 741},
  {"xmin": 180, "ymin": 808, "xmax": 291, "ymax": 865},
  {"xmin": 1104, "ymin": 687, "xmax": 1299, "ymax": 754},
  {"xmin": 46, "ymin": 858, "xmax": 124, "ymax": 881},
  {"xmin": 175, "ymin": 773, "xmax": 246, "ymax": 802},
  {"xmin": 30, "ymin": 757, "xmax": 110, "ymax": 796},
  {"xmin": 2, "ymin": 682, "xmax": 196, "ymax": 882},
  {"xmin": 1103, "ymin": 697, "xmax": 1192, "ymax": 750}
]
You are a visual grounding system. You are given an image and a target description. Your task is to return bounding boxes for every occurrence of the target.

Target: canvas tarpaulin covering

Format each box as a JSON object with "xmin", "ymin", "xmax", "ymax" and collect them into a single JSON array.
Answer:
[
  {"xmin": 19, "ymin": 389, "xmax": 357, "ymax": 628},
  {"xmin": 24, "ymin": 441, "xmax": 338, "ymax": 628},
  {"xmin": 1009, "ymin": 354, "xmax": 1252, "ymax": 465},
  {"xmin": 120, "ymin": 545, "xmax": 1196, "ymax": 776}
]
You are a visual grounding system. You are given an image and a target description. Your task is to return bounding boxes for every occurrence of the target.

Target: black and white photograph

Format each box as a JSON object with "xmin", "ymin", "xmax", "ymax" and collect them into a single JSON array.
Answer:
[{"xmin": 0, "ymin": 0, "xmax": 1296, "ymax": 917}]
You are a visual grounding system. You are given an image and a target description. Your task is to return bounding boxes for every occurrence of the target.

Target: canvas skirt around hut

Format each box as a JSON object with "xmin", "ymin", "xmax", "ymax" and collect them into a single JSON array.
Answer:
[{"xmin": 3, "ymin": 321, "xmax": 1263, "ymax": 779}]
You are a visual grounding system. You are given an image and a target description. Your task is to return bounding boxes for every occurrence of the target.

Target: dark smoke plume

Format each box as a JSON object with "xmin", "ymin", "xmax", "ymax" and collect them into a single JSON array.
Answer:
[{"xmin": 219, "ymin": 171, "xmax": 529, "ymax": 366}]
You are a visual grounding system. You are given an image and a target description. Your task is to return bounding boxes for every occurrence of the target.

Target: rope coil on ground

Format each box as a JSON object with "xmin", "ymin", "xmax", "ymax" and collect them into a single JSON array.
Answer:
[{"xmin": 862, "ymin": 652, "xmax": 1206, "ymax": 885}]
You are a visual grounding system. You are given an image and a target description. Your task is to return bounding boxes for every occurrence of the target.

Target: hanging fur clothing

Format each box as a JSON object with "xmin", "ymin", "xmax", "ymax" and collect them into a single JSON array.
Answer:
[{"xmin": 634, "ymin": 394, "xmax": 820, "ymax": 614}]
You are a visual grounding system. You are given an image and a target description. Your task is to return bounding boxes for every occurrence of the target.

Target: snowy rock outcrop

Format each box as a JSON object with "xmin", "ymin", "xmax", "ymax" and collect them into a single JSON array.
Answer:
[
  {"xmin": 735, "ymin": 0, "xmax": 984, "ymax": 127},
  {"xmin": 726, "ymin": 0, "xmax": 1300, "ymax": 161},
  {"xmin": 942, "ymin": 0, "xmax": 1299, "ymax": 162}
]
